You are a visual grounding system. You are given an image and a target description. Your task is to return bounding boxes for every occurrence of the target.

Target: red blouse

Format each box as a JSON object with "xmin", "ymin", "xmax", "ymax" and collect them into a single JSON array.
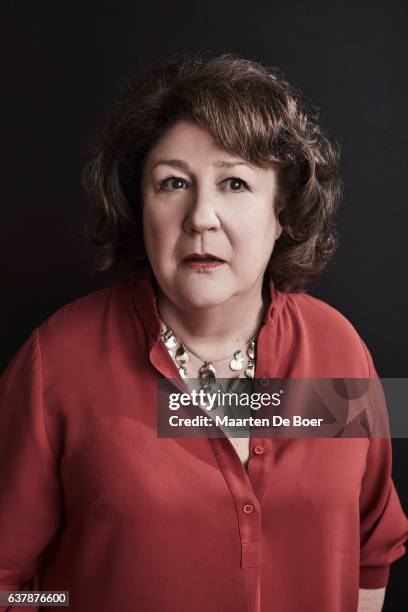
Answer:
[{"xmin": 0, "ymin": 263, "xmax": 407, "ymax": 612}]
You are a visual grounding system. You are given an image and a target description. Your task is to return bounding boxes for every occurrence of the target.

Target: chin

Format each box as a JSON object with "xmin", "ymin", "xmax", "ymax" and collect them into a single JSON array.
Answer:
[{"xmin": 177, "ymin": 283, "xmax": 233, "ymax": 310}]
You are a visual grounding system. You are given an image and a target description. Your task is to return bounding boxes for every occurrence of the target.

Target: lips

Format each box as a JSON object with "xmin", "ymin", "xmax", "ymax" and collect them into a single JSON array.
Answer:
[
  {"xmin": 182, "ymin": 253, "xmax": 225, "ymax": 270},
  {"xmin": 183, "ymin": 253, "xmax": 225, "ymax": 263}
]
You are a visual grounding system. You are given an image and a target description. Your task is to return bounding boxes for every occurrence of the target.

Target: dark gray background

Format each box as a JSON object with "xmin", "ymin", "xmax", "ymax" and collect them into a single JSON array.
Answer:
[{"xmin": 1, "ymin": 0, "xmax": 407, "ymax": 608}]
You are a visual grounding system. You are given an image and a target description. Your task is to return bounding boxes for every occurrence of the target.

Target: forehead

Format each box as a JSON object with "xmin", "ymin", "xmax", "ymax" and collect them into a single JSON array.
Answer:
[
  {"xmin": 145, "ymin": 120, "xmax": 246, "ymax": 165},
  {"xmin": 143, "ymin": 119, "xmax": 274, "ymax": 179}
]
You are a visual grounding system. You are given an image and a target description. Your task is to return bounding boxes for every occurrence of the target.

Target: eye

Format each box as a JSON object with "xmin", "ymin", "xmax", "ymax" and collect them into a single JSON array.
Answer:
[
  {"xmin": 222, "ymin": 177, "xmax": 250, "ymax": 192},
  {"xmin": 158, "ymin": 176, "xmax": 189, "ymax": 191}
]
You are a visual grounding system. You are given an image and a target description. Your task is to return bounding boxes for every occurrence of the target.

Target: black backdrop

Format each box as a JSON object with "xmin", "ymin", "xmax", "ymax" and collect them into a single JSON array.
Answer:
[{"xmin": 1, "ymin": 0, "xmax": 407, "ymax": 608}]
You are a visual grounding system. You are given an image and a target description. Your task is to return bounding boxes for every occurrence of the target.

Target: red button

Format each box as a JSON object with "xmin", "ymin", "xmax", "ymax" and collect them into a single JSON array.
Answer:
[
  {"xmin": 254, "ymin": 445, "xmax": 265, "ymax": 455},
  {"xmin": 243, "ymin": 503, "xmax": 254, "ymax": 514}
]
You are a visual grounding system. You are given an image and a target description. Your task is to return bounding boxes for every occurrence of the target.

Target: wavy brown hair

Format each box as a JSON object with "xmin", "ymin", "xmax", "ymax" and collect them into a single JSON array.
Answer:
[{"xmin": 83, "ymin": 52, "xmax": 342, "ymax": 292}]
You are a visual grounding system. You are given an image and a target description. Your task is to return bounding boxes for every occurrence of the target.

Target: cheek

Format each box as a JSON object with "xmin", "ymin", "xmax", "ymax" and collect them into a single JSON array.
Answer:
[
  {"xmin": 229, "ymin": 207, "xmax": 278, "ymax": 256},
  {"xmin": 143, "ymin": 201, "xmax": 179, "ymax": 254}
]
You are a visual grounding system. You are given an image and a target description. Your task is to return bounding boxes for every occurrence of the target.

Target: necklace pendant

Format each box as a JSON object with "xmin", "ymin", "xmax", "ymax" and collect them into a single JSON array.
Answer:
[
  {"xmin": 199, "ymin": 361, "xmax": 216, "ymax": 378},
  {"xmin": 199, "ymin": 361, "xmax": 216, "ymax": 391},
  {"xmin": 161, "ymin": 327, "xmax": 172, "ymax": 340},
  {"xmin": 230, "ymin": 350, "xmax": 244, "ymax": 371},
  {"xmin": 175, "ymin": 345, "xmax": 188, "ymax": 367},
  {"xmin": 245, "ymin": 359, "xmax": 255, "ymax": 378},
  {"xmin": 247, "ymin": 340, "xmax": 256, "ymax": 360},
  {"xmin": 162, "ymin": 328, "xmax": 177, "ymax": 349}
]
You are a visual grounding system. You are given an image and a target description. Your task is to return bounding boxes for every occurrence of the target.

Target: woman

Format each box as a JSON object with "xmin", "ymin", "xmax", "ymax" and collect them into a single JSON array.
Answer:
[{"xmin": 0, "ymin": 52, "xmax": 406, "ymax": 612}]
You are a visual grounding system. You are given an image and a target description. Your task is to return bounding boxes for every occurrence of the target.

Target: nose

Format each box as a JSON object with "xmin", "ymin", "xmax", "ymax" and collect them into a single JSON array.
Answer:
[{"xmin": 183, "ymin": 188, "xmax": 221, "ymax": 234}]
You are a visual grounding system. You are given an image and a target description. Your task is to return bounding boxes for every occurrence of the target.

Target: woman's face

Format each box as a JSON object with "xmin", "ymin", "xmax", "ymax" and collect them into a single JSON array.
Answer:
[{"xmin": 141, "ymin": 120, "xmax": 282, "ymax": 309}]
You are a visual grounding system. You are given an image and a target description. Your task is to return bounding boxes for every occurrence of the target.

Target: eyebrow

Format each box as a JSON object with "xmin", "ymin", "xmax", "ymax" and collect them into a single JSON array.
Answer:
[{"xmin": 151, "ymin": 159, "xmax": 252, "ymax": 171}]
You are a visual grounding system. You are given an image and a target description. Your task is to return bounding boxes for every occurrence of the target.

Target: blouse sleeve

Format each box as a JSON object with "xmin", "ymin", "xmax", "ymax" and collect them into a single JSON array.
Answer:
[
  {"xmin": 359, "ymin": 340, "xmax": 408, "ymax": 588},
  {"xmin": 0, "ymin": 329, "xmax": 62, "ymax": 601}
]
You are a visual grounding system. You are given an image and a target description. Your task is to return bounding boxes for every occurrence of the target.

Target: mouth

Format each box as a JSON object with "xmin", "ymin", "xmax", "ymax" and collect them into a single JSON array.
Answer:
[{"xmin": 182, "ymin": 253, "xmax": 225, "ymax": 270}]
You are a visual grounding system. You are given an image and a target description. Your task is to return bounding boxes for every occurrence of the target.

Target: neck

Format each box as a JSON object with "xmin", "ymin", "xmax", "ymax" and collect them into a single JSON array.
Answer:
[{"xmin": 155, "ymin": 278, "xmax": 270, "ymax": 360}]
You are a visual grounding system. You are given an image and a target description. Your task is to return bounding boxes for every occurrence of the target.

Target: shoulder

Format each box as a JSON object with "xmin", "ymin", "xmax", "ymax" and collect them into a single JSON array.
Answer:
[
  {"xmin": 1, "ymin": 280, "xmax": 138, "ymax": 390},
  {"xmin": 38, "ymin": 282, "xmax": 123, "ymax": 333},
  {"xmin": 284, "ymin": 291, "xmax": 358, "ymax": 333},
  {"xmin": 279, "ymin": 291, "xmax": 374, "ymax": 377},
  {"xmin": 36, "ymin": 280, "xmax": 137, "ymax": 358}
]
